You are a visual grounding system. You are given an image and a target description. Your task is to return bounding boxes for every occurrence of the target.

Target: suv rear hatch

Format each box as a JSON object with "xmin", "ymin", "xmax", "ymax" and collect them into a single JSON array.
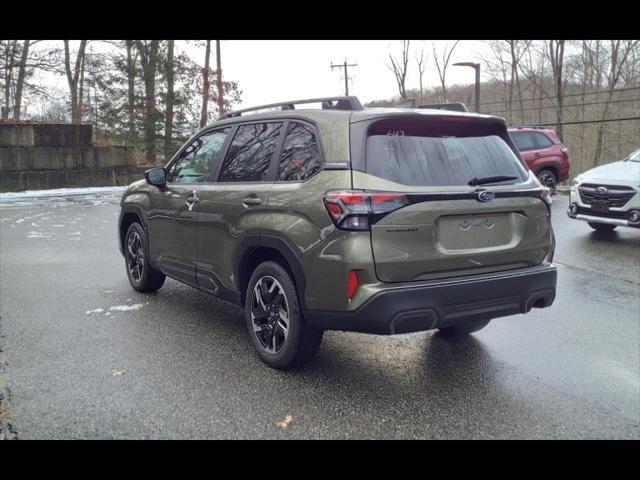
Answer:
[{"xmin": 349, "ymin": 113, "xmax": 552, "ymax": 283}]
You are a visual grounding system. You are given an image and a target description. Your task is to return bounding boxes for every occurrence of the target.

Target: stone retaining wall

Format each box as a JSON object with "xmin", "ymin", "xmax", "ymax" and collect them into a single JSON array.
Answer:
[{"xmin": 0, "ymin": 123, "xmax": 145, "ymax": 192}]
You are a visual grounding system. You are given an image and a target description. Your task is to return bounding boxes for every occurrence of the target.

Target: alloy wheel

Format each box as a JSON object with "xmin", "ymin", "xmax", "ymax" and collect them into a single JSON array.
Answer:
[
  {"xmin": 250, "ymin": 276, "xmax": 290, "ymax": 354},
  {"xmin": 126, "ymin": 230, "xmax": 144, "ymax": 283},
  {"xmin": 538, "ymin": 171, "xmax": 557, "ymax": 190}
]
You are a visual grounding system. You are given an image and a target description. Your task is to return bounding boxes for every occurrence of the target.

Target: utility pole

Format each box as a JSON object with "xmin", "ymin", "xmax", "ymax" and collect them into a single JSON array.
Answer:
[
  {"xmin": 216, "ymin": 40, "xmax": 224, "ymax": 116},
  {"xmin": 331, "ymin": 58, "xmax": 357, "ymax": 96}
]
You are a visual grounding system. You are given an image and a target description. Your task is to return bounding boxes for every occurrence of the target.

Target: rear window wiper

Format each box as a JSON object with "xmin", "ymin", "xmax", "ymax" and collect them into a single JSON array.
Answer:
[{"xmin": 468, "ymin": 175, "xmax": 518, "ymax": 186}]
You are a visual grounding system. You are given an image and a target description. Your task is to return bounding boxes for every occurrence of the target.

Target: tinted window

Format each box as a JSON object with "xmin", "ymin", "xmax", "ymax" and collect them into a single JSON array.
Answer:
[
  {"xmin": 510, "ymin": 132, "xmax": 536, "ymax": 151},
  {"xmin": 218, "ymin": 123, "xmax": 283, "ymax": 182},
  {"xmin": 169, "ymin": 128, "xmax": 231, "ymax": 183},
  {"xmin": 365, "ymin": 134, "xmax": 526, "ymax": 187},
  {"xmin": 278, "ymin": 122, "xmax": 322, "ymax": 181},
  {"xmin": 532, "ymin": 132, "xmax": 554, "ymax": 149}
]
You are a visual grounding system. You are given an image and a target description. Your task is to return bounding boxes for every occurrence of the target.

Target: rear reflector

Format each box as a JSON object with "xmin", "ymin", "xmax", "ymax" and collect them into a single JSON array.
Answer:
[{"xmin": 347, "ymin": 270, "xmax": 359, "ymax": 300}]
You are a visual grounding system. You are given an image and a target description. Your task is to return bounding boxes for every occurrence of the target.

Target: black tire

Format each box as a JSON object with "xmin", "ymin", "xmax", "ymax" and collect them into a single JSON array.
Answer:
[
  {"xmin": 245, "ymin": 261, "xmax": 323, "ymax": 370},
  {"xmin": 537, "ymin": 169, "xmax": 557, "ymax": 194},
  {"xmin": 588, "ymin": 222, "xmax": 617, "ymax": 232},
  {"xmin": 124, "ymin": 223, "xmax": 166, "ymax": 293},
  {"xmin": 437, "ymin": 318, "xmax": 491, "ymax": 337}
]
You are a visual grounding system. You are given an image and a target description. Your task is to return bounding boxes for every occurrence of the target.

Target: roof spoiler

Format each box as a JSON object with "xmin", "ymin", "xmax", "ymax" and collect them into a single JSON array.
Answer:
[
  {"xmin": 220, "ymin": 96, "xmax": 364, "ymax": 119},
  {"xmin": 396, "ymin": 98, "xmax": 470, "ymax": 112}
]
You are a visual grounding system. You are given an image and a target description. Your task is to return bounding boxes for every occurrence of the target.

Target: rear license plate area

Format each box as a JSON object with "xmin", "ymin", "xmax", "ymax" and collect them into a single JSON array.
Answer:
[{"xmin": 436, "ymin": 213, "xmax": 515, "ymax": 251}]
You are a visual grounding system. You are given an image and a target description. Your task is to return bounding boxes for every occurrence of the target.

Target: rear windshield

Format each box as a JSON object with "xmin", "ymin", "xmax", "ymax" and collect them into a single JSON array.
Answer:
[{"xmin": 365, "ymin": 124, "xmax": 527, "ymax": 187}]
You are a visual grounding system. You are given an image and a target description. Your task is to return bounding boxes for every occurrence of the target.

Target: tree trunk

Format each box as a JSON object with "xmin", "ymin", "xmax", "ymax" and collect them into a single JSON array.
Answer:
[
  {"xmin": 164, "ymin": 40, "xmax": 175, "ymax": 160},
  {"xmin": 216, "ymin": 40, "xmax": 224, "ymax": 117},
  {"xmin": 135, "ymin": 40, "xmax": 160, "ymax": 164},
  {"xmin": 64, "ymin": 40, "xmax": 88, "ymax": 124},
  {"xmin": 3, "ymin": 41, "xmax": 18, "ymax": 120},
  {"xmin": 13, "ymin": 40, "xmax": 30, "ymax": 121},
  {"xmin": 200, "ymin": 40, "xmax": 211, "ymax": 127},
  {"xmin": 125, "ymin": 41, "xmax": 136, "ymax": 141}
]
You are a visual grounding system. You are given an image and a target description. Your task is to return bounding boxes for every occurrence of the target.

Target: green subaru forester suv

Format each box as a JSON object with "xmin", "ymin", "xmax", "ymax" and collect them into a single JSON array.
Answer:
[{"xmin": 118, "ymin": 96, "xmax": 557, "ymax": 369}]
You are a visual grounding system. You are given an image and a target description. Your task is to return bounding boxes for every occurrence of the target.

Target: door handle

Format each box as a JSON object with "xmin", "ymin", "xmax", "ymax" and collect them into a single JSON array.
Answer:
[
  {"xmin": 242, "ymin": 194, "xmax": 262, "ymax": 206},
  {"xmin": 185, "ymin": 190, "xmax": 199, "ymax": 211}
]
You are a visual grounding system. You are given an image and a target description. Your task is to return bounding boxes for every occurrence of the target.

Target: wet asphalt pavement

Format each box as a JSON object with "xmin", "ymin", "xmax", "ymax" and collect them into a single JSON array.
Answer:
[{"xmin": 0, "ymin": 190, "xmax": 638, "ymax": 439}]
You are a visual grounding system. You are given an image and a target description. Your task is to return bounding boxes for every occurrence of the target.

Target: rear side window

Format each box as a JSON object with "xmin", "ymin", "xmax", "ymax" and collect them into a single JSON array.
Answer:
[
  {"xmin": 218, "ymin": 122, "xmax": 283, "ymax": 182},
  {"xmin": 366, "ymin": 130, "xmax": 526, "ymax": 187},
  {"xmin": 532, "ymin": 132, "xmax": 554, "ymax": 149},
  {"xmin": 510, "ymin": 132, "xmax": 536, "ymax": 151},
  {"xmin": 278, "ymin": 122, "xmax": 322, "ymax": 181}
]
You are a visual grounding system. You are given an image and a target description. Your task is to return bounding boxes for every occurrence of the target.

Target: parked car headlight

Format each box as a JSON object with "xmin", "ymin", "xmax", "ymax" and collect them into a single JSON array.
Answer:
[{"xmin": 572, "ymin": 177, "xmax": 581, "ymax": 186}]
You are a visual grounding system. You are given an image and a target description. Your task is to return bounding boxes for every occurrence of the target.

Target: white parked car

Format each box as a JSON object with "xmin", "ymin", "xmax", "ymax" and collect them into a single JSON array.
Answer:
[{"xmin": 568, "ymin": 148, "xmax": 640, "ymax": 231}]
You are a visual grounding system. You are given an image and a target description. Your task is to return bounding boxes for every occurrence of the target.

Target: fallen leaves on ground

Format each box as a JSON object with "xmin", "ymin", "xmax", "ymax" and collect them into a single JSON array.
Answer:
[
  {"xmin": 277, "ymin": 415, "xmax": 293, "ymax": 429},
  {"xmin": 111, "ymin": 369, "xmax": 125, "ymax": 377}
]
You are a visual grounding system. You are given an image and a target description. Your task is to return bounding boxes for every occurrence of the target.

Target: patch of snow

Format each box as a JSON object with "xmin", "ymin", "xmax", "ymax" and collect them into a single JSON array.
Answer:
[
  {"xmin": 31, "ymin": 222, "xmax": 38, "ymax": 227},
  {"xmin": 85, "ymin": 308, "xmax": 105, "ymax": 314},
  {"xmin": 109, "ymin": 304, "xmax": 144, "ymax": 312},
  {"xmin": 16, "ymin": 218, "xmax": 24, "ymax": 223},
  {"xmin": 0, "ymin": 186, "xmax": 127, "ymax": 202},
  {"xmin": 27, "ymin": 232, "xmax": 54, "ymax": 239},
  {"xmin": 52, "ymin": 224, "xmax": 65, "ymax": 228}
]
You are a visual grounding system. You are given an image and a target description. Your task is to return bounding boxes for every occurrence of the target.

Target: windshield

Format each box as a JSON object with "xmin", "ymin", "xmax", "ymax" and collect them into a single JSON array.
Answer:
[
  {"xmin": 365, "ymin": 134, "xmax": 527, "ymax": 187},
  {"xmin": 626, "ymin": 148, "xmax": 640, "ymax": 162}
]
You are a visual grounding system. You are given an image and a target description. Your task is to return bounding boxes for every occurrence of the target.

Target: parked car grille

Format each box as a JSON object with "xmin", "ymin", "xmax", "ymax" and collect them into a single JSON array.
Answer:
[
  {"xmin": 578, "ymin": 184, "xmax": 636, "ymax": 208},
  {"xmin": 575, "ymin": 206, "xmax": 630, "ymax": 219}
]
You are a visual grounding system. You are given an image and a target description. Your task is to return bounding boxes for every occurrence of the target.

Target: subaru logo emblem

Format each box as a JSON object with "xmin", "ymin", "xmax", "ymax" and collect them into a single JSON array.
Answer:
[
  {"xmin": 477, "ymin": 190, "xmax": 495, "ymax": 202},
  {"xmin": 595, "ymin": 186, "xmax": 608, "ymax": 195}
]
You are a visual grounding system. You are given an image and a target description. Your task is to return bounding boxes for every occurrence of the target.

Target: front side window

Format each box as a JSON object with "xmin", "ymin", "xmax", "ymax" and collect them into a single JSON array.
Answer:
[
  {"xmin": 510, "ymin": 131, "xmax": 536, "ymax": 151},
  {"xmin": 169, "ymin": 128, "xmax": 231, "ymax": 184},
  {"xmin": 218, "ymin": 122, "xmax": 283, "ymax": 182},
  {"xmin": 278, "ymin": 122, "xmax": 322, "ymax": 181}
]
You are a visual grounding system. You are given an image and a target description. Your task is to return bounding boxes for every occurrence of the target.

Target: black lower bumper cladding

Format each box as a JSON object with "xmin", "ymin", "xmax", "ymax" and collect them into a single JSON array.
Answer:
[{"xmin": 304, "ymin": 264, "xmax": 557, "ymax": 335}]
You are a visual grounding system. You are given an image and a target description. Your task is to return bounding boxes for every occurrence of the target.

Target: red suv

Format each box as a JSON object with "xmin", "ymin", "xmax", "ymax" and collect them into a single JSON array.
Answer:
[{"xmin": 508, "ymin": 127, "xmax": 570, "ymax": 192}]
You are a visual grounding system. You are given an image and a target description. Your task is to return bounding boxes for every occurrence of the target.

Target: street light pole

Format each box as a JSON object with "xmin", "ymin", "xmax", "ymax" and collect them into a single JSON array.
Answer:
[{"xmin": 453, "ymin": 62, "xmax": 480, "ymax": 113}]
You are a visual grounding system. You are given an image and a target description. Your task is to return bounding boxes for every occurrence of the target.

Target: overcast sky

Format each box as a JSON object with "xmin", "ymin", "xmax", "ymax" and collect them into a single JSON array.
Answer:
[
  {"xmin": 30, "ymin": 40, "xmax": 494, "ymax": 112},
  {"xmin": 180, "ymin": 40, "xmax": 492, "ymax": 108}
]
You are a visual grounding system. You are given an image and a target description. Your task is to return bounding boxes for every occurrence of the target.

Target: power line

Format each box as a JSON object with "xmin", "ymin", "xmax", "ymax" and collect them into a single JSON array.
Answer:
[
  {"xmin": 479, "ymin": 85, "xmax": 640, "ymax": 107},
  {"xmin": 512, "ymin": 116, "xmax": 640, "ymax": 127},
  {"xmin": 485, "ymin": 97, "xmax": 640, "ymax": 115}
]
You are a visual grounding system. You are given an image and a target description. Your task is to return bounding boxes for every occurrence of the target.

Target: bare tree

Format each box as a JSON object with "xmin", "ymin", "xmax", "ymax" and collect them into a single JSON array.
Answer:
[
  {"xmin": 135, "ymin": 40, "xmax": 160, "ymax": 163},
  {"xmin": 547, "ymin": 40, "xmax": 566, "ymax": 140},
  {"xmin": 387, "ymin": 40, "xmax": 410, "ymax": 100},
  {"xmin": 63, "ymin": 40, "xmax": 88, "ymax": 124},
  {"xmin": 432, "ymin": 41, "xmax": 460, "ymax": 102},
  {"xmin": 200, "ymin": 40, "xmax": 211, "ymax": 127},
  {"xmin": 415, "ymin": 47, "xmax": 427, "ymax": 104},
  {"xmin": 593, "ymin": 40, "xmax": 639, "ymax": 166}
]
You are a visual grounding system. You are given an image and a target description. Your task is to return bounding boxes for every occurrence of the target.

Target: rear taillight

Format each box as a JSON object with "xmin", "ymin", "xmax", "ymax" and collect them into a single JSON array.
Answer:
[
  {"xmin": 323, "ymin": 190, "xmax": 410, "ymax": 231},
  {"xmin": 561, "ymin": 146, "xmax": 569, "ymax": 157}
]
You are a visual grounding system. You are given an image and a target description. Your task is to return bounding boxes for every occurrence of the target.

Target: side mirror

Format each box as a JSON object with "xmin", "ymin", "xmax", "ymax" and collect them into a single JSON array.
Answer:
[{"xmin": 145, "ymin": 167, "xmax": 166, "ymax": 188}]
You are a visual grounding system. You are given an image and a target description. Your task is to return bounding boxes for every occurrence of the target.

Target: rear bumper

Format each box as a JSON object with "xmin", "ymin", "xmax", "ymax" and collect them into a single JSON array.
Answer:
[{"xmin": 304, "ymin": 264, "xmax": 557, "ymax": 334}]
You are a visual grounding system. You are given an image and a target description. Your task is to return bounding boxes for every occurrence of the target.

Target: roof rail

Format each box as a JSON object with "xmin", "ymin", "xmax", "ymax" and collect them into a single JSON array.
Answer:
[
  {"xmin": 394, "ymin": 98, "xmax": 469, "ymax": 112},
  {"xmin": 509, "ymin": 125, "xmax": 547, "ymax": 130},
  {"xmin": 220, "ymin": 96, "xmax": 364, "ymax": 119}
]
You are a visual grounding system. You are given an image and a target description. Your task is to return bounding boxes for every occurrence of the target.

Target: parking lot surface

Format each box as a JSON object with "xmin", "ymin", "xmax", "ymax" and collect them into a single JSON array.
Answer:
[{"xmin": 0, "ymin": 190, "xmax": 638, "ymax": 439}]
